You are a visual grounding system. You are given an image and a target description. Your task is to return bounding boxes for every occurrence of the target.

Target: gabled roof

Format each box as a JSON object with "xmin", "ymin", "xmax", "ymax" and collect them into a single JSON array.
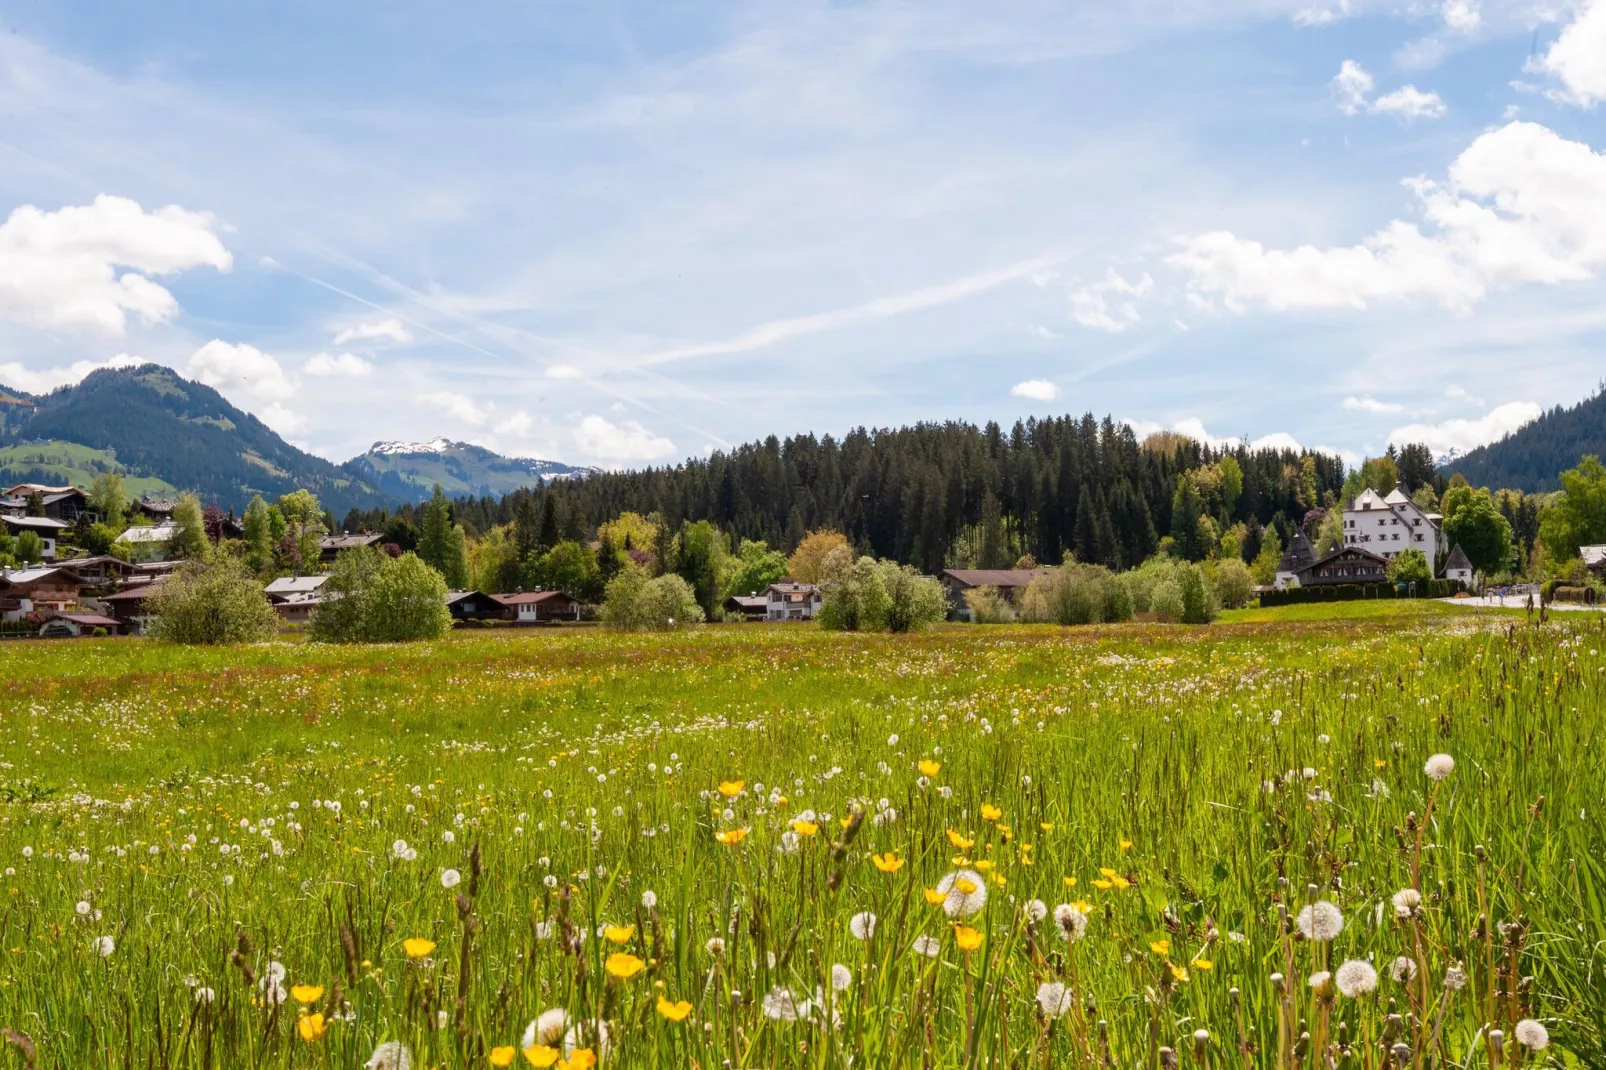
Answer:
[
  {"xmin": 444, "ymin": 589, "xmax": 493, "ymax": 605},
  {"xmin": 320, "ymin": 533, "xmax": 384, "ymax": 551},
  {"xmin": 766, "ymin": 581, "xmax": 821, "ymax": 596},
  {"xmin": 492, "ymin": 590, "xmax": 575, "ymax": 605},
  {"xmin": 263, "ymin": 575, "xmax": 330, "ymax": 595},
  {"xmin": 1306, "ymin": 544, "xmax": 1390, "ymax": 570},
  {"xmin": 1276, "ymin": 528, "xmax": 1316, "ymax": 574},
  {"xmin": 1382, "ymin": 486, "xmax": 1411, "ymax": 505},
  {"xmin": 1445, "ymin": 544, "xmax": 1473, "ymax": 571},
  {"xmin": 0, "ymin": 566, "xmax": 87, "ymax": 586},
  {"xmin": 939, "ymin": 568, "xmax": 1051, "ymax": 589},
  {"xmin": 100, "ymin": 583, "xmax": 165, "ymax": 603},
  {"xmin": 2, "ymin": 514, "xmax": 70, "ymax": 531},
  {"xmin": 118, "ymin": 523, "xmax": 178, "ymax": 543},
  {"xmin": 725, "ymin": 595, "xmax": 768, "ymax": 609},
  {"xmin": 1580, "ymin": 544, "xmax": 1606, "ymax": 567},
  {"xmin": 4, "ymin": 483, "xmax": 73, "ymax": 497},
  {"xmin": 50, "ymin": 612, "xmax": 120, "ymax": 627}
]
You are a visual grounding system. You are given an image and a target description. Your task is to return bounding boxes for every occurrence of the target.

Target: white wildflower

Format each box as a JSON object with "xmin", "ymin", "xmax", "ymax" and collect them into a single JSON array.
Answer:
[
  {"xmin": 1391, "ymin": 888, "xmax": 1422, "ymax": 919},
  {"xmin": 831, "ymin": 963, "xmax": 852, "ymax": 991},
  {"xmin": 1295, "ymin": 900, "xmax": 1344, "ymax": 942},
  {"xmin": 912, "ymin": 934, "xmax": 940, "ymax": 957},
  {"xmin": 1424, "ymin": 753, "xmax": 1455, "ymax": 781},
  {"xmin": 1022, "ymin": 899, "xmax": 1047, "ymax": 925},
  {"xmin": 1388, "ymin": 956, "xmax": 1417, "ymax": 982},
  {"xmin": 92, "ymin": 935, "xmax": 115, "ymax": 957},
  {"xmin": 1513, "ymin": 1019, "xmax": 1548, "ymax": 1051},
  {"xmin": 440, "ymin": 868, "xmax": 461, "ymax": 889},
  {"xmin": 1053, "ymin": 903, "xmax": 1089, "ymax": 942}
]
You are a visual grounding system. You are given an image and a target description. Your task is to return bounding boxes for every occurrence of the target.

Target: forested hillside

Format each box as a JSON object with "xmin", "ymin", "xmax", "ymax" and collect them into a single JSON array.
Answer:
[
  {"xmin": 1445, "ymin": 388, "xmax": 1604, "ymax": 492},
  {"xmin": 355, "ymin": 417, "xmax": 1348, "ymax": 573}
]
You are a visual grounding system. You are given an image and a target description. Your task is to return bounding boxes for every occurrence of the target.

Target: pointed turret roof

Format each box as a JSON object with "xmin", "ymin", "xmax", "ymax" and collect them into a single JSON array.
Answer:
[
  {"xmin": 1445, "ymin": 544, "xmax": 1472, "ymax": 572},
  {"xmin": 1277, "ymin": 528, "xmax": 1316, "ymax": 575}
]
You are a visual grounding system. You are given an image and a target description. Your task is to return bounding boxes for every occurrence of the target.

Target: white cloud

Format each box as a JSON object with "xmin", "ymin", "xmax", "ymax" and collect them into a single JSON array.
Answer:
[
  {"xmin": 420, "ymin": 390, "xmax": 489, "ymax": 425},
  {"xmin": 0, "ymin": 195, "xmax": 230, "ymax": 334},
  {"xmin": 1069, "ymin": 268, "xmax": 1153, "ymax": 332},
  {"xmin": 0, "ymin": 352, "xmax": 144, "ymax": 394},
  {"xmin": 1445, "ymin": 384, "xmax": 1485, "ymax": 406},
  {"xmin": 1442, "ymin": 0, "xmax": 1480, "ymax": 33},
  {"xmin": 1538, "ymin": 0, "xmax": 1606, "ymax": 107},
  {"xmin": 574, "ymin": 414, "xmax": 677, "ymax": 463},
  {"xmin": 1010, "ymin": 379, "xmax": 1060, "ymax": 401},
  {"xmin": 1333, "ymin": 60, "xmax": 1374, "ymax": 115},
  {"xmin": 1388, "ymin": 400, "xmax": 1541, "ymax": 456},
  {"xmin": 1133, "ymin": 416, "xmax": 1302, "ymax": 452},
  {"xmin": 1170, "ymin": 122, "xmax": 1606, "ymax": 314},
  {"xmin": 187, "ymin": 340, "xmax": 295, "ymax": 401},
  {"xmin": 1341, "ymin": 395, "xmax": 1405, "ymax": 414},
  {"xmin": 1250, "ymin": 431, "xmax": 1304, "ymax": 452},
  {"xmin": 545, "ymin": 364, "xmax": 583, "ymax": 380},
  {"xmin": 494, "ymin": 410, "xmax": 533, "ymax": 436},
  {"xmin": 1332, "ymin": 61, "xmax": 1444, "ymax": 121},
  {"xmin": 303, "ymin": 352, "xmax": 373, "ymax": 377},
  {"xmin": 332, "ymin": 318, "xmax": 413, "ymax": 345},
  {"xmin": 257, "ymin": 401, "xmax": 308, "ymax": 436},
  {"xmin": 1371, "ymin": 85, "xmax": 1447, "ymax": 121},
  {"xmin": 1295, "ymin": 0, "xmax": 1352, "ymax": 26}
]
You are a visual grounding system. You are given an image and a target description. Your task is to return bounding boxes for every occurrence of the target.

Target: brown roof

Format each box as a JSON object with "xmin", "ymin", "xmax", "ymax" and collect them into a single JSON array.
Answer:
[
  {"xmin": 100, "ymin": 583, "xmax": 164, "ymax": 603},
  {"xmin": 492, "ymin": 590, "xmax": 576, "ymax": 605},
  {"xmin": 51, "ymin": 613, "xmax": 120, "ymax": 627},
  {"xmin": 939, "ymin": 568, "xmax": 1051, "ymax": 589}
]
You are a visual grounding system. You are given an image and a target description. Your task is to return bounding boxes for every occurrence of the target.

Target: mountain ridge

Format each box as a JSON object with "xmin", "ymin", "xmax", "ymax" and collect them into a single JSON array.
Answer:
[{"xmin": 1442, "ymin": 387, "xmax": 1606, "ymax": 493}]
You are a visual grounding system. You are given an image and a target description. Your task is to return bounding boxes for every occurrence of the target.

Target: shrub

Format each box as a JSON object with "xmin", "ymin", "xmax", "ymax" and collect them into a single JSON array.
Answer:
[
  {"xmin": 1213, "ymin": 558, "xmax": 1255, "ymax": 609},
  {"xmin": 600, "ymin": 566, "xmax": 704, "ymax": 630},
  {"xmin": 149, "ymin": 556, "xmax": 280, "ymax": 645},
  {"xmin": 1387, "ymin": 549, "xmax": 1432, "ymax": 585},
  {"xmin": 1124, "ymin": 556, "xmax": 1216, "ymax": 622},
  {"xmin": 1180, "ymin": 566, "xmax": 1215, "ymax": 623},
  {"xmin": 819, "ymin": 558, "xmax": 945, "ymax": 632},
  {"xmin": 963, "ymin": 585, "xmax": 1015, "ymax": 624},
  {"xmin": 1019, "ymin": 563, "xmax": 1131, "ymax": 625},
  {"xmin": 878, "ymin": 562, "xmax": 948, "ymax": 632},
  {"xmin": 313, "ymin": 548, "xmax": 452, "ymax": 643},
  {"xmin": 1149, "ymin": 579, "xmax": 1185, "ymax": 621}
]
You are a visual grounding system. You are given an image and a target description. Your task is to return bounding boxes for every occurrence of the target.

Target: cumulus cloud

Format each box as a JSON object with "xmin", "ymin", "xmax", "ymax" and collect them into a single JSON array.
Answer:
[
  {"xmin": 0, "ymin": 353, "xmax": 145, "ymax": 394},
  {"xmin": 1446, "ymin": 384, "xmax": 1485, "ymax": 406},
  {"xmin": 332, "ymin": 318, "xmax": 412, "ymax": 345},
  {"xmin": 1170, "ymin": 122, "xmax": 1606, "ymax": 314},
  {"xmin": 1010, "ymin": 379, "xmax": 1061, "ymax": 401},
  {"xmin": 574, "ymin": 414, "xmax": 677, "ymax": 464},
  {"xmin": 187, "ymin": 340, "xmax": 295, "ymax": 401},
  {"xmin": 1537, "ymin": 0, "xmax": 1606, "ymax": 107},
  {"xmin": 1388, "ymin": 400, "xmax": 1541, "ymax": 457},
  {"xmin": 0, "ymin": 195, "xmax": 231, "ymax": 334},
  {"xmin": 1332, "ymin": 61, "xmax": 1445, "ymax": 120},
  {"xmin": 256, "ymin": 402, "xmax": 308, "ymax": 437},
  {"xmin": 421, "ymin": 391, "xmax": 489, "ymax": 425},
  {"xmin": 545, "ymin": 364, "xmax": 583, "ymax": 380},
  {"xmin": 303, "ymin": 352, "xmax": 373, "ymax": 377},
  {"xmin": 495, "ymin": 410, "xmax": 533, "ymax": 436},
  {"xmin": 1069, "ymin": 269, "xmax": 1152, "ymax": 332},
  {"xmin": 1442, "ymin": 0, "xmax": 1480, "ymax": 33},
  {"xmin": 1295, "ymin": 0, "xmax": 1352, "ymax": 26},
  {"xmin": 1129, "ymin": 416, "xmax": 1301, "ymax": 453},
  {"xmin": 1341, "ymin": 395, "xmax": 1405, "ymax": 414}
]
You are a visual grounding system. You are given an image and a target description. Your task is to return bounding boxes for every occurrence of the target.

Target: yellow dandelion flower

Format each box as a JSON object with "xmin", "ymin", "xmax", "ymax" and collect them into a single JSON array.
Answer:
[
  {"xmin": 490, "ymin": 1046, "xmax": 517, "ymax": 1067},
  {"xmin": 717, "ymin": 780, "xmax": 744, "ymax": 798},
  {"xmin": 791, "ymin": 819, "xmax": 819, "ymax": 837},
  {"xmin": 1063, "ymin": 876, "xmax": 1078, "ymax": 888},
  {"xmin": 946, "ymin": 829, "xmax": 974, "ymax": 850},
  {"xmin": 296, "ymin": 1013, "xmax": 327, "ymax": 1042},
  {"xmin": 563, "ymin": 1051, "xmax": 598, "ymax": 1070},
  {"xmin": 980, "ymin": 803, "xmax": 1002, "ymax": 822},
  {"xmin": 1149, "ymin": 938, "xmax": 1171, "ymax": 956},
  {"xmin": 656, "ymin": 997, "xmax": 693, "ymax": 1022},
  {"xmin": 919, "ymin": 759, "xmax": 941, "ymax": 777},
  {"xmin": 522, "ymin": 1045, "xmax": 560, "ymax": 1068},
  {"xmin": 954, "ymin": 925, "xmax": 984, "ymax": 951},
  {"xmin": 923, "ymin": 887, "xmax": 946, "ymax": 905},
  {"xmin": 1040, "ymin": 822, "xmax": 1055, "ymax": 832},
  {"xmin": 1119, "ymin": 838, "xmax": 1134, "ymax": 851},
  {"xmin": 1192, "ymin": 956, "xmax": 1213, "ymax": 971},
  {"xmin": 604, "ymin": 924, "xmax": 635, "ymax": 944},
  {"xmin": 1374, "ymin": 758, "xmax": 1387, "ymax": 769},
  {"xmin": 1168, "ymin": 961, "xmax": 1190, "ymax": 983},
  {"xmin": 403, "ymin": 938, "xmax": 436, "ymax": 959},
  {"xmin": 605, "ymin": 952, "xmax": 646, "ymax": 979},
  {"xmin": 871, "ymin": 852, "xmax": 904, "ymax": 873},
  {"xmin": 714, "ymin": 828, "xmax": 748, "ymax": 846},
  {"xmin": 290, "ymin": 984, "xmax": 323, "ymax": 1004}
]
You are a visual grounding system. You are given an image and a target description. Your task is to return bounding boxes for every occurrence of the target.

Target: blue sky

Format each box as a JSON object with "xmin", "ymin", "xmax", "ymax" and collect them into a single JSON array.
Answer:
[{"xmin": 1, "ymin": 0, "xmax": 1603, "ymax": 468}]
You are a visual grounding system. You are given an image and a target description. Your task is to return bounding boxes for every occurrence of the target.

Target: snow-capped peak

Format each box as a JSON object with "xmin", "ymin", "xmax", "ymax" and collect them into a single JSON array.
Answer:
[{"xmin": 369, "ymin": 437, "xmax": 455, "ymax": 456}]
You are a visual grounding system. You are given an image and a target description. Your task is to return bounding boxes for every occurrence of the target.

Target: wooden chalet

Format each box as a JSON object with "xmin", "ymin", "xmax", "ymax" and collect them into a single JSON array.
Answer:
[
  {"xmin": 319, "ymin": 533, "xmax": 385, "ymax": 563},
  {"xmin": 98, "ymin": 581, "xmax": 164, "ymax": 635},
  {"xmin": 58, "ymin": 555, "xmax": 140, "ymax": 587},
  {"xmin": 764, "ymin": 581, "xmax": 822, "ymax": 621},
  {"xmin": 445, "ymin": 590, "xmax": 508, "ymax": 623},
  {"xmin": 492, "ymin": 590, "xmax": 581, "ymax": 623},
  {"xmin": 723, "ymin": 595, "xmax": 768, "ymax": 621},
  {"xmin": 1292, "ymin": 545, "xmax": 1390, "ymax": 587},
  {"xmin": 38, "ymin": 612, "xmax": 121, "ymax": 638},
  {"xmin": 0, "ymin": 565, "xmax": 88, "ymax": 620}
]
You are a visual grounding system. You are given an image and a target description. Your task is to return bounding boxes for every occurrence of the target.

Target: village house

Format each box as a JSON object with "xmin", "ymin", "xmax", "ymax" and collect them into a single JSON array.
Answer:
[
  {"xmin": 58, "ymin": 554, "xmax": 140, "ymax": 587},
  {"xmin": 1343, "ymin": 487, "xmax": 1446, "ymax": 563},
  {"xmin": 263, "ymin": 574, "xmax": 331, "ymax": 626},
  {"xmin": 723, "ymin": 595, "xmax": 768, "ymax": 621},
  {"xmin": 765, "ymin": 581, "xmax": 822, "ymax": 621},
  {"xmin": 98, "ymin": 582, "xmax": 164, "ymax": 635},
  {"xmin": 445, "ymin": 589, "xmax": 507, "ymax": 623},
  {"xmin": 3, "ymin": 484, "xmax": 91, "ymax": 523},
  {"xmin": 38, "ymin": 612, "xmax": 121, "ymax": 638},
  {"xmin": 116, "ymin": 521, "xmax": 181, "ymax": 562},
  {"xmin": 492, "ymin": 590, "xmax": 581, "ymax": 624},
  {"xmin": 1, "ymin": 514, "xmax": 68, "ymax": 560},
  {"xmin": 319, "ymin": 533, "xmax": 385, "ymax": 564},
  {"xmin": 1443, "ymin": 545, "xmax": 1475, "ymax": 586},
  {"xmin": 1275, "ymin": 530, "xmax": 1389, "ymax": 588},
  {"xmin": 938, "ymin": 567, "xmax": 1052, "ymax": 619},
  {"xmin": 132, "ymin": 496, "xmax": 177, "ymax": 523},
  {"xmin": 0, "ymin": 565, "xmax": 88, "ymax": 621}
]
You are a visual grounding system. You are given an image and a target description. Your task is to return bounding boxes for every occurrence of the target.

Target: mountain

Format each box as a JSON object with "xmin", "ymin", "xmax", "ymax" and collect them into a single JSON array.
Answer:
[
  {"xmin": 1442, "ymin": 388, "xmax": 1606, "ymax": 493},
  {"xmin": 342, "ymin": 438, "xmax": 597, "ymax": 501},
  {"xmin": 0, "ymin": 364, "xmax": 385, "ymax": 513}
]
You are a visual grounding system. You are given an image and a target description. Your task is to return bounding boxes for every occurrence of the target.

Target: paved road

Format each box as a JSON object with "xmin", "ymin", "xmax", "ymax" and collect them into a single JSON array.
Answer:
[{"xmin": 1439, "ymin": 595, "xmax": 1606, "ymax": 612}]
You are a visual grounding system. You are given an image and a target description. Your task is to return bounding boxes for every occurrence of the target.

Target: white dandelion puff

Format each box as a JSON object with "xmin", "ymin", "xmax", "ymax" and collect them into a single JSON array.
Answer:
[
  {"xmin": 1514, "ymin": 1019, "xmax": 1548, "ymax": 1051},
  {"xmin": 831, "ymin": 963, "xmax": 852, "ymax": 991},
  {"xmin": 1388, "ymin": 956, "xmax": 1417, "ymax": 983},
  {"xmin": 1391, "ymin": 888, "xmax": 1422, "ymax": 919},
  {"xmin": 1424, "ymin": 754, "xmax": 1455, "ymax": 781},
  {"xmin": 763, "ymin": 987, "xmax": 800, "ymax": 1021},
  {"xmin": 1022, "ymin": 899, "xmax": 1047, "ymax": 925},
  {"xmin": 849, "ymin": 912, "xmax": 878, "ymax": 940},
  {"xmin": 365, "ymin": 1041, "xmax": 413, "ymax": 1070},
  {"xmin": 563, "ymin": 1020, "xmax": 610, "ymax": 1061},
  {"xmin": 912, "ymin": 934, "xmax": 941, "ymax": 957},
  {"xmin": 440, "ymin": 868, "xmax": 461, "ymax": 889},
  {"xmin": 92, "ymin": 935, "xmax": 115, "ymax": 957},
  {"xmin": 1335, "ymin": 959, "xmax": 1378, "ymax": 997},
  {"xmin": 1295, "ymin": 900, "xmax": 1344, "ymax": 941},
  {"xmin": 524, "ymin": 1008, "xmax": 570, "ymax": 1048},
  {"xmin": 1053, "ymin": 903, "xmax": 1088, "ymax": 942},
  {"xmin": 1035, "ymin": 981, "xmax": 1073, "ymax": 1018},
  {"xmin": 936, "ymin": 870, "xmax": 988, "ymax": 919}
]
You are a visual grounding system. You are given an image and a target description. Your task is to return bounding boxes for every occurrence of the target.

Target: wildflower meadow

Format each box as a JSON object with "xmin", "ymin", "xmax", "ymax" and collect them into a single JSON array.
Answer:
[{"xmin": 0, "ymin": 614, "xmax": 1601, "ymax": 1067}]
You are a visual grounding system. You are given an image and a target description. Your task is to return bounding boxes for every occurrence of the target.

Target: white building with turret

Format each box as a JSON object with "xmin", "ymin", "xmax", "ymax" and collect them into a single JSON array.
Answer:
[{"xmin": 1342, "ymin": 487, "xmax": 1446, "ymax": 564}]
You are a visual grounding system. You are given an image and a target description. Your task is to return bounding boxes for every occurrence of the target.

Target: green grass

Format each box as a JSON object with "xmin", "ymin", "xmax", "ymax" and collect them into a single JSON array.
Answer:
[
  {"xmin": 0, "ymin": 440, "xmax": 177, "ymax": 497},
  {"xmin": 1219, "ymin": 598, "xmax": 1526, "ymax": 624},
  {"xmin": 0, "ymin": 618, "xmax": 1601, "ymax": 1067}
]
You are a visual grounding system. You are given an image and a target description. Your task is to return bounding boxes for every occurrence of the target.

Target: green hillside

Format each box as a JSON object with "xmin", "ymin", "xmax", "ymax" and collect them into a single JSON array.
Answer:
[
  {"xmin": 1443, "ymin": 387, "xmax": 1606, "ymax": 492},
  {"xmin": 0, "ymin": 440, "xmax": 178, "ymax": 498}
]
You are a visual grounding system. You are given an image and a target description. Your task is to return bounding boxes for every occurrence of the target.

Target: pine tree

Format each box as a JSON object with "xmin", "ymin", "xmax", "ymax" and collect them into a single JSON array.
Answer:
[
  {"xmin": 417, "ymin": 485, "xmax": 453, "ymax": 579},
  {"xmin": 536, "ymin": 494, "xmax": 560, "ymax": 553}
]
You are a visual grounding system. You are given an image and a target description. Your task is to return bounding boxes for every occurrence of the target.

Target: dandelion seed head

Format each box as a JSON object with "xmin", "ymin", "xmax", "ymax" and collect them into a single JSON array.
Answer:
[
  {"xmin": 849, "ymin": 912, "xmax": 877, "ymax": 940},
  {"xmin": 1335, "ymin": 959, "xmax": 1377, "ymax": 997},
  {"xmin": 831, "ymin": 963, "xmax": 852, "ymax": 991},
  {"xmin": 1514, "ymin": 1019, "xmax": 1548, "ymax": 1050},
  {"xmin": 912, "ymin": 935, "xmax": 940, "ymax": 957},
  {"xmin": 1022, "ymin": 899, "xmax": 1047, "ymax": 925},
  {"xmin": 1391, "ymin": 888, "xmax": 1422, "ymax": 918},
  {"xmin": 1388, "ymin": 956, "xmax": 1417, "ymax": 983},
  {"xmin": 365, "ymin": 1041, "xmax": 413, "ymax": 1070},
  {"xmin": 440, "ymin": 868, "xmax": 461, "ymax": 889},
  {"xmin": 1295, "ymin": 900, "xmax": 1344, "ymax": 941},
  {"xmin": 1035, "ymin": 981, "xmax": 1073, "ymax": 1018},
  {"xmin": 763, "ymin": 987, "xmax": 799, "ymax": 1021},
  {"xmin": 936, "ymin": 869, "xmax": 988, "ymax": 919},
  {"xmin": 1053, "ymin": 903, "xmax": 1088, "ymax": 942},
  {"xmin": 1424, "ymin": 754, "xmax": 1455, "ymax": 781}
]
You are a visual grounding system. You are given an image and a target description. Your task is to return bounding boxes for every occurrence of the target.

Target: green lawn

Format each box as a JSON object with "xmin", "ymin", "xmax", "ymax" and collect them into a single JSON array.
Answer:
[
  {"xmin": 0, "ymin": 439, "xmax": 177, "ymax": 497},
  {"xmin": 1219, "ymin": 597, "xmax": 1528, "ymax": 624},
  {"xmin": 0, "ymin": 618, "xmax": 1599, "ymax": 1066}
]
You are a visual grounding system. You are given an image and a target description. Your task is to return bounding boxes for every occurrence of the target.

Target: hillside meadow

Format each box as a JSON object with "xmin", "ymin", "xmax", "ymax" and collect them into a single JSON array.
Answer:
[{"xmin": 0, "ymin": 614, "xmax": 1600, "ymax": 1067}]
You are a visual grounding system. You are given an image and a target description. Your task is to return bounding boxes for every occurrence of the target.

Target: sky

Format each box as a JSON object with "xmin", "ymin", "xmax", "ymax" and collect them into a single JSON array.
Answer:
[{"xmin": 0, "ymin": 0, "xmax": 1604, "ymax": 470}]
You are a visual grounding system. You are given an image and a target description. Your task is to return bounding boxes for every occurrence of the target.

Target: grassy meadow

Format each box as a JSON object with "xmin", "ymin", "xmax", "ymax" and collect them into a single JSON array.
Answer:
[{"xmin": 0, "ymin": 614, "xmax": 1601, "ymax": 1067}]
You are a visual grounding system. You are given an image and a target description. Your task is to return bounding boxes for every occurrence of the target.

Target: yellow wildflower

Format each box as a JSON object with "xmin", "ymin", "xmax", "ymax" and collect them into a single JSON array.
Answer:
[
  {"xmin": 714, "ymin": 828, "xmax": 748, "ymax": 846},
  {"xmin": 490, "ymin": 1046, "xmax": 517, "ymax": 1067},
  {"xmin": 980, "ymin": 803, "xmax": 1002, "ymax": 822},
  {"xmin": 604, "ymin": 925, "xmax": 635, "ymax": 944},
  {"xmin": 790, "ymin": 819, "xmax": 819, "ymax": 837},
  {"xmin": 1119, "ymin": 838, "xmax": 1133, "ymax": 851},
  {"xmin": 1040, "ymin": 822, "xmax": 1055, "ymax": 832},
  {"xmin": 923, "ymin": 887, "xmax": 946, "ymax": 905},
  {"xmin": 1192, "ymin": 956, "xmax": 1213, "ymax": 971},
  {"xmin": 871, "ymin": 852, "xmax": 905, "ymax": 873},
  {"xmin": 605, "ymin": 952, "xmax": 646, "ymax": 979},
  {"xmin": 973, "ymin": 860, "xmax": 995, "ymax": 872},
  {"xmin": 954, "ymin": 925, "xmax": 984, "ymax": 951},
  {"xmin": 919, "ymin": 759, "xmax": 941, "ymax": 777},
  {"xmin": 717, "ymin": 780, "xmax": 744, "ymax": 797},
  {"xmin": 1168, "ymin": 961, "xmax": 1190, "ymax": 983},
  {"xmin": 296, "ymin": 1013, "xmax": 327, "ymax": 1042},
  {"xmin": 1149, "ymin": 938, "xmax": 1171, "ymax": 956},
  {"xmin": 946, "ymin": 829, "xmax": 974, "ymax": 850},
  {"xmin": 1063, "ymin": 876, "xmax": 1078, "ymax": 888},
  {"xmin": 403, "ymin": 937, "xmax": 436, "ymax": 959},
  {"xmin": 656, "ymin": 997, "xmax": 693, "ymax": 1022},
  {"xmin": 563, "ymin": 1051, "xmax": 598, "ymax": 1070},
  {"xmin": 522, "ymin": 1046, "xmax": 560, "ymax": 1068},
  {"xmin": 290, "ymin": 984, "xmax": 323, "ymax": 1004}
]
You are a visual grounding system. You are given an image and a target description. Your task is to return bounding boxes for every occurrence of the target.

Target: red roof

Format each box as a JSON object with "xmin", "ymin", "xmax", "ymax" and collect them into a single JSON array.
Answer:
[{"xmin": 492, "ymin": 591, "xmax": 575, "ymax": 605}]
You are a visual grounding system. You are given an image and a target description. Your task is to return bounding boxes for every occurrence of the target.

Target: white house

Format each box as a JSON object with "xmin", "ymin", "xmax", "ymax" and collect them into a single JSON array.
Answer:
[
  {"xmin": 1342, "ymin": 487, "xmax": 1446, "ymax": 566},
  {"xmin": 765, "ymin": 581, "xmax": 822, "ymax": 621},
  {"xmin": 1443, "ymin": 545, "xmax": 1475, "ymax": 586},
  {"xmin": 117, "ymin": 521, "xmax": 180, "ymax": 562}
]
